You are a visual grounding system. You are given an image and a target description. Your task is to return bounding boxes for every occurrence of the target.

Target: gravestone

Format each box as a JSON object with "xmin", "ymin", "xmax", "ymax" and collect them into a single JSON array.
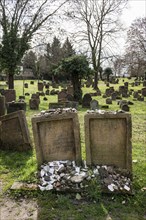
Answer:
[
  {"xmin": 90, "ymin": 100, "xmax": 99, "ymax": 110},
  {"xmin": 19, "ymin": 95, "xmax": 25, "ymax": 100},
  {"xmin": 49, "ymin": 102, "xmax": 66, "ymax": 109},
  {"xmin": 29, "ymin": 99, "xmax": 39, "ymax": 110},
  {"xmin": 67, "ymin": 86, "xmax": 74, "ymax": 96},
  {"xmin": 58, "ymin": 91, "xmax": 67, "ymax": 102},
  {"xmin": 84, "ymin": 112, "xmax": 132, "ymax": 173},
  {"xmin": 141, "ymin": 88, "xmax": 146, "ymax": 97},
  {"xmin": 133, "ymin": 91, "xmax": 139, "ymax": 99},
  {"xmin": 0, "ymin": 96, "xmax": 5, "ymax": 116},
  {"xmin": 0, "ymin": 110, "xmax": 31, "ymax": 151},
  {"xmin": 121, "ymin": 104, "xmax": 129, "ymax": 112},
  {"xmin": 137, "ymin": 95, "xmax": 144, "ymax": 101},
  {"xmin": 31, "ymin": 93, "xmax": 40, "ymax": 104},
  {"xmin": 45, "ymin": 90, "xmax": 50, "ymax": 95},
  {"xmin": 45, "ymin": 84, "xmax": 49, "ymax": 89},
  {"xmin": 24, "ymin": 83, "xmax": 28, "ymax": 88},
  {"xmin": 7, "ymin": 101, "xmax": 26, "ymax": 114},
  {"xmin": 30, "ymin": 81, "xmax": 34, "ymax": 85},
  {"xmin": 38, "ymin": 82, "xmax": 44, "ymax": 91},
  {"xmin": 82, "ymin": 93, "xmax": 92, "ymax": 108},
  {"xmin": 143, "ymin": 81, "xmax": 146, "ymax": 87},
  {"xmin": 32, "ymin": 110, "xmax": 81, "ymax": 166},
  {"xmin": 106, "ymin": 98, "xmax": 112, "ymax": 104},
  {"xmin": 2, "ymin": 89, "xmax": 16, "ymax": 103},
  {"xmin": 111, "ymin": 92, "xmax": 117, "ymax": 100}
]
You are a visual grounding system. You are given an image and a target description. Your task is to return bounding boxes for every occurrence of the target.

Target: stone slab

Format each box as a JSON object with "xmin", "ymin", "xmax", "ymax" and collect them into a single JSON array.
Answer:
[
  {"xmin": 84, "ymin": 112, "xmax": 132, "ymax": 173},
  {"xmin": 0, "ymin": 110, "xmax": 32, "ymax": 151},
  {"xmin": 32, "ymin": 112, "xmax": 81, "ymax": 166}
]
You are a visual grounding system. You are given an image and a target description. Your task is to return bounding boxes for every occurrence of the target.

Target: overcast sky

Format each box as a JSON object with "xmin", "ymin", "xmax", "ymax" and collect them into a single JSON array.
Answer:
[{"xmin": 121, "ymin": 0, "xmax": 146, "ymax": 27}]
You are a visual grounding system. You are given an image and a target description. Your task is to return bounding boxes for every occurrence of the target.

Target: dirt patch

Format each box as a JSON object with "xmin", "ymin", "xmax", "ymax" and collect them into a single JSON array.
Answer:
[{"xmin": 0, "ymin": 196, "xmax": 38, "ymax": 220}]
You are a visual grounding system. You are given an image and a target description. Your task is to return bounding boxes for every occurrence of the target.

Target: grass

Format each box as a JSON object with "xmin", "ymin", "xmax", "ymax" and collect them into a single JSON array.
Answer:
[{"xmin": 0, "ymin": 78, "xmax": 146, "ymax": 219}]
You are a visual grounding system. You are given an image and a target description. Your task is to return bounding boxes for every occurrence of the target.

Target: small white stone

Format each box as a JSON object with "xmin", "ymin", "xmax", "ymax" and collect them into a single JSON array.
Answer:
[
  {"xmin": 45, "ymin": 184, "xmax": 53, "ymax": 191},
  {"xmin": 108, "ymin": 184, "xmax": 114, "ymax": 192},
  {"xmin": 124, "ymin": 185, "xmax": 130, "ymax": 191}
]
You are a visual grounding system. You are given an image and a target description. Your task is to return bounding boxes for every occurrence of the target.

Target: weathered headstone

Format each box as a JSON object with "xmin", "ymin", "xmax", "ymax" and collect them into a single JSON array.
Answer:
[
  {"xmin": 90, "ymin": 100, "xmax": 99, "ymax": 110},
  {"xmin": 2, "ymin": 89, "xmax": 16, "ymax": 103},
  {"xmin": 7, "ymin": 101, "xmax": 26, "ymax": 114},
  {"xmin": 32, "ymin": 110, "xmax": 81, "ymax": 166},
  {"xmin": 38, "ymin": 82, "xmax": 44, "ymax": 91},
  {"xmin": 121, "ymin": 104, "xmax": 129, "ymax": 112},
  {"xmin": 67, "ymin": 86, "xmax": 74, "ymax": 96},
  {"xmin": 24, "ymin": 83, "xmax": 28, "ymax": 88},
  {"xmin": 84, "ymin": 112, "xmax": 132, "ymax": 173},
  {"xmin": 0, "ymin": 110, "xmax": 31, "ymax": 151},
  {"xmin": 29, "ymin": 99, "xmax": 39, "ymax": 110},
  {"xmin": 30, "ymin": 81, "xmax": 34, "ymax": 85},
  {"xmin": 106, "ymin": 98, "xmax": 112, "ymax": 104},
  {"xmin": 58, "ymin": 91, "xmax": 67, "ymax": 102},
  {"xmin": 82, "ymin": 93, "xmax": 92, "ymax": 108}
]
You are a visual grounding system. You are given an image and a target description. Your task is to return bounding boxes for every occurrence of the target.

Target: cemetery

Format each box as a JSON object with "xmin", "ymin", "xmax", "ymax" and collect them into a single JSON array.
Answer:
[
  {"xmin": 0, "ymin": 77, "xmax": 146, "ymax": 219},
  {"xmin": 0, "ymin": 0, "xmax": 145, "ymax": 219}
]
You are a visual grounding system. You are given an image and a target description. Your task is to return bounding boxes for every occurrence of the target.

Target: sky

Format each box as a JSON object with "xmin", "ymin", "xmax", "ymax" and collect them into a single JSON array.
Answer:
[{"xmin": 121, "ymin": 0, "xmax": 146, "ymax": 27}]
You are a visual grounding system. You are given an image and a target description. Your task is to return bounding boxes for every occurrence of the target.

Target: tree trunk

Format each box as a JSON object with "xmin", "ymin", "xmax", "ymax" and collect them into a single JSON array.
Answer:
[
  {"xmin": 72, "ymin": 73, "xmax": 82, "ymax": 103},
  {"xmin": 8, "ymin": 74, "xmax": 14, "ymax": 89}
]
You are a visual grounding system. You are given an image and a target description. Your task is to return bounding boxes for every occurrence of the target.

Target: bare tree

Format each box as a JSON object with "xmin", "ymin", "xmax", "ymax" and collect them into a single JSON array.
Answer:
[
  {"xmin": 124, "ymin": 17, "xmax": 146, "ymax": 77},
  {"xmin": 67, "ymin": 0, "xmax": 127, "ymax": 89},
  {"xmin": 0, "ymin": 0, "xmax": 68, "ymax": 89}
]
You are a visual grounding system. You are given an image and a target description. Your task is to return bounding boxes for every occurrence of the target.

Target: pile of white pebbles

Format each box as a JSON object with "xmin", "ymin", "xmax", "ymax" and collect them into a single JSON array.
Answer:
[{"xmin": 38, "ymin": 160, "xmax": 132, "ymax": 194}]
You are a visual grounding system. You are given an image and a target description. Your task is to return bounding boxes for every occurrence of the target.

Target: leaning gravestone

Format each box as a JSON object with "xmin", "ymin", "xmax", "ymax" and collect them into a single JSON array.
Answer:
[
  {"xmin": 84, "ymin": 111, "xmax": 132, "ymax": 173},
  {"xmin": 0, "ymin": 110, "xmax": 31, "ymax": 151},
  {"xmin": 32, "ymin": 109, "xmax": 81, "ymax": 166}
]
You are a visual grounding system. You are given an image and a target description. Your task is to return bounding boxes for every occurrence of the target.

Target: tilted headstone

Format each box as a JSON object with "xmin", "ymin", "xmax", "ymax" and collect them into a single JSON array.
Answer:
[
  {"xmin": 32, "ymin": 110, "xmax": 81, "ymax": 166},
  {"xmin": 84, "ymin": 112, "xmax": 132, "ymax": 173},
  {"xmin": 0, "ymin": 110, "xmax": 32, "ymax": 151}
]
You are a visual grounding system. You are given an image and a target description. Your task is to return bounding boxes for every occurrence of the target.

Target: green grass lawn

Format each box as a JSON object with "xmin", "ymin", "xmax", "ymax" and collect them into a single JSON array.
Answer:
[{"xmin": 0, "ymin": 78, "xmax": 146, "ymax": 220}]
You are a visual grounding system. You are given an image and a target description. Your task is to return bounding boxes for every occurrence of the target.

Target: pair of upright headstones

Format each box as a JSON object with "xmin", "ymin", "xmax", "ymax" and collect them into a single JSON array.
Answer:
[{"xmin": 31, "ymin": 110, "xmax": 132, "ymax": 174}]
